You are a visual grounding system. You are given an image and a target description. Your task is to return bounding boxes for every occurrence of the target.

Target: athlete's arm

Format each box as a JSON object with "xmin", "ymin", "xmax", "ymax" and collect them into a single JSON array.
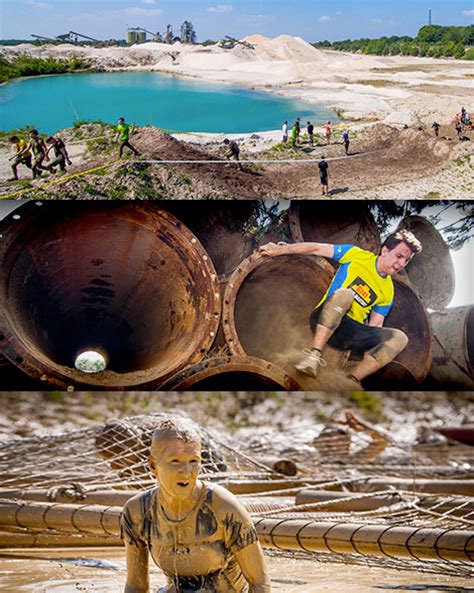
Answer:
[
  {"xmin": 259, "ymin": 241, "xmax": 334, "ymax": 258},
  {"xmin": 123, "ymin": 540, "xmax": 149, "ymax": 593},
  {"xmin": 234, "ymin": 541, "xmax": 272, "ymax": 592},
  {"xmin": 368, "ymin": 311, "xmax": 385, "ymax": 327}
]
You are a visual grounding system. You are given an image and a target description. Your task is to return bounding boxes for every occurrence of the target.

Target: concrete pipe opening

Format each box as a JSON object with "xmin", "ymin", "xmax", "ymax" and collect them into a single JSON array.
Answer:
[
  {"xmin": 397, "ymin": 216, "xmax": 455, "ymax": 310},
  {"xmin": 0, "ymin": 203, "xmax": 221, "ymax": 389},
  {"xmin": 289, "ymin": 202, "xmax": 380, "ymax": 253},
  {"xmin": 223, "ymin": 252, "xmax": 333, "ymax": 371},
  {"xmin": 159, "ymin": 356, "xmax": 301, "ymax": 391}
]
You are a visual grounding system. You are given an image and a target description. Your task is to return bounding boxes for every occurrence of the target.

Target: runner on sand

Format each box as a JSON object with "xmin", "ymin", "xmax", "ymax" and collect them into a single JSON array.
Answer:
[
  {"xmin": 282, "ymin": 120, "xmax": 288, "ymax": 144},
  {"xmin": 291, "ymin": 124, "xmax": 298, "ymax": 147},
  {"xmin": 115, "ymin": 117, "xmax": 140, "ymax": 158},
  {"xmin": 343, "ymin": 129, "xmax": 350, "ymax": 156},
  {"xmin": 27, "ymin": 129, "xmax": 49, "ymax": 178},
  {"xmin": 307, "ymin": 121, "xmax": 314, "ymax": 146},
  {"xmin": 122, "ymin": 417, "xmax": 271, "ymax": 593},
  {"xmin": 7, "ymin": 136, "xmax": 32, "ymax": 181},
  {"xmin": 325, "ymin": 121, "xmax": 332, "ymax": 145},
  {"xmin": 45, "ymin": 136, "xmax": 72, "ymax": 174},
  {"xmin": 318, "ymin": 155, "xmax": 329, "ymax": 195},
  {"xmin": 259, "ymin": 229, "xmax": 422, "ymax": 387},
  {"xmin": 223, "ymin": 138, "xmax": 244, "ymax": 171}
]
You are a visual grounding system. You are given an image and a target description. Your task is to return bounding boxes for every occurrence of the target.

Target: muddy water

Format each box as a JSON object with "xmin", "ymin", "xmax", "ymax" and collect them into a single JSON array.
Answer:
[{"xmin": 0, "ymin": 549, "xmax": 471, "ymax": 593}]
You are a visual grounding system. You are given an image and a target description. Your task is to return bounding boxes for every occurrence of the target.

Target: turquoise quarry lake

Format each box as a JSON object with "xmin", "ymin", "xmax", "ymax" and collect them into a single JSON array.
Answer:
[{"xmin": 0, "ymin": 71, "xmax": 336, "ymax": 134}]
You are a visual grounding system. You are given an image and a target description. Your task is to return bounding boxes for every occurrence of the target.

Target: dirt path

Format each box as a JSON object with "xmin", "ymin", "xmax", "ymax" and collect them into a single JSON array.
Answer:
[{"xmin": 0, "ymin": 124, "xmax": 471, "ymax": 199}]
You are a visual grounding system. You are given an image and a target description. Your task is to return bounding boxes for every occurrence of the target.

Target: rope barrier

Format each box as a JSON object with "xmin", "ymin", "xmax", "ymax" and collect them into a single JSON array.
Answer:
[{"xmin": 0, "ymin": 148, "xmax": 389, "ymax": 200}]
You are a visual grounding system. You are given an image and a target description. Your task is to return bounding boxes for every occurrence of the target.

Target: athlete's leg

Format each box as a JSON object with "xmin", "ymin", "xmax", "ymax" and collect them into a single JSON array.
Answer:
[
  {"xmin": 312, "ymin": 288, "xmax": 354, "ymax": 350},
  {"xmin": 351, "ymin": 328, "xmax": 408, "ymax": 381}
]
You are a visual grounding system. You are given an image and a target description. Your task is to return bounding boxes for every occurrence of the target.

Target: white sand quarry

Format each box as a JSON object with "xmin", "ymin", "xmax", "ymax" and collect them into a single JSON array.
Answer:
[{"xmin": 2, "ymin": 34, "xmax": 473, "ymax": 125}]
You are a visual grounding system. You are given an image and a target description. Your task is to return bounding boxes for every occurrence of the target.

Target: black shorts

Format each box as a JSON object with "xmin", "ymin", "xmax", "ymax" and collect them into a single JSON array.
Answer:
[
  {"xmin": 13, "ymin": 155, "xmax": 32, "ymax": 168},
  {"xmin": 309, "ymin": 307, "xmax": 391, "ymax": 353},
  {"xmin": 320, "ymin": 175, "xmax": 328, "ymax": 185}
]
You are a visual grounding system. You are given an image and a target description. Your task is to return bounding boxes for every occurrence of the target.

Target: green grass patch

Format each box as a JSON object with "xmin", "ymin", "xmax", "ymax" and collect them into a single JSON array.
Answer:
[
  {"xmin": 0, "ymin": 54, "xmax": 91, "ymax": 84},
  {"xmin": 350, "ymin": 391, "xmax": 382, "ymax": 418}
]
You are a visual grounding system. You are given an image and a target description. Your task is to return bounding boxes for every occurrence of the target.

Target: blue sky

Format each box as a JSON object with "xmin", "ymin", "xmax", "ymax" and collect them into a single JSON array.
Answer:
[{"xmin": 1, "ymin": 0, "xmax": 473, "ymax": 42}]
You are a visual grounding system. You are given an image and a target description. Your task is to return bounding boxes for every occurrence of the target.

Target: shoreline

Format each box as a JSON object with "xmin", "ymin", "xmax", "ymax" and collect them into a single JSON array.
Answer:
[{"xmin": 1, "ymin": 36, "xmax": 472, "ymax": 130}]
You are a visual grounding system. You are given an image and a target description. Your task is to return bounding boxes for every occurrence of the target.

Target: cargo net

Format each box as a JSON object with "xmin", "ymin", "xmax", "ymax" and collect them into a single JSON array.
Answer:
[{"xmin": 0, "ymin": 413, "xmax": 473, "ymax": 578}]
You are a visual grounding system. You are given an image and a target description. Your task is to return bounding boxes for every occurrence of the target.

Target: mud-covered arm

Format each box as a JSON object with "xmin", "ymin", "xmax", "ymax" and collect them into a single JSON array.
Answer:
[
  {"xmin": 124, "ymin": 540, "xmax": 149, "ymax": 593},
  {"xmin": 234, "ymin": 541, "xmax": 272, "ymax": 592},
  {"xmin": 259, "ymin": 241, "xmax": 334, "ymax": 258}
]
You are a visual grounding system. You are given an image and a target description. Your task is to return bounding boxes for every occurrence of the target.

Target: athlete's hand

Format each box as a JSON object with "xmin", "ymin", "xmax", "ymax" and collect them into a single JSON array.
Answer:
[{"xmin": 259, "ymin": 242, "xmax": 287, "ymax": 257}]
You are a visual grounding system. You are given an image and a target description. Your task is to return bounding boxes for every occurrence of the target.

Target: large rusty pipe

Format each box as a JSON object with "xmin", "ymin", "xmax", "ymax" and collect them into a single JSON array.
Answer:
[
  {"xmin": 295, "ymin": 489, "xmax": 403, "ymax": 512},
  {"xmin": 0, "ymin": 500, "xmax": 472, "ymax": 562},
  {"xmin": 157, "ymin": 355, "xmax": 300, "ymax": 390},
  {"xmin": 223, "ymin": 250, "xmax": 432, "ymax": 387},
  {"xmin": 323, "ymin": 478, "xmax": 474, "ymax": 497},
  {"xmin": 0, "ymin": 202, "xmax": 221, "ymax": 390},
  {"xmin": 164, "ymin": 202, "xmax": 260, "ymax": 278},
  {"xmin": 397, "ymin": 216, "xmax": 455, "ymax": 310},
  {"xmin": 289, "ymin": 202, "xmax": 380, "ymax": 253},
  {"xmin": 366, "ymin": 277, "xmax": 433, "ymax": 386},
  {"xmin": 427, "ymin": 306, "xmax": 474, "ymax": 389},
  {"xmin": 222, "ymin": 250, "xmax": 334, "ymax": 374}
]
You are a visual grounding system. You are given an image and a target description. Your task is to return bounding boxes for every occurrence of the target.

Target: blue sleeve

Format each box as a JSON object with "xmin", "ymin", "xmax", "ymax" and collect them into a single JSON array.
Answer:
[
  {"xmin": 373, "ymin": 302, "xmax": 393, "ymax": 317},
  {"xmin": 332, "ymin": 244, "xmax": 356, "ymax": 262}
]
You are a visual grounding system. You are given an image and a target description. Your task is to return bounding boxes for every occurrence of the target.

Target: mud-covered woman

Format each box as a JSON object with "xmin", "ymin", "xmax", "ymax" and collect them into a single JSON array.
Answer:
[{"xmin": 121, "ymin": 417, "xmax": 271, "ymax": 593}]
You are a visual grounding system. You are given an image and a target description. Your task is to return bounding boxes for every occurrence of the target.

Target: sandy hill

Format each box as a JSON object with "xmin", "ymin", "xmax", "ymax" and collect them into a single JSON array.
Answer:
[{"xmin": 241, "ymin": 34, "xmax": 326, "ymax": 63}]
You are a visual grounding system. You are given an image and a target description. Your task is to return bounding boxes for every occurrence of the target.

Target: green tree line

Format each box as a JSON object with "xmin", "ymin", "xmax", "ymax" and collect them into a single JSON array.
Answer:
[
  {"xmin": 314, "ymin": 25, "xmax": 474, "ymax": 60},
  {"xmin": 0, "ymin": 54, "xmax": 91, "ymax": 83}
]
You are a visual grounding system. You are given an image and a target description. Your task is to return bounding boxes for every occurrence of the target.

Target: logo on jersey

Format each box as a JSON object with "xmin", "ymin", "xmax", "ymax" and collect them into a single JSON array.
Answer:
[{"xmin": 348, "ymin": 276, "xmax": 377, "ymax": 307}]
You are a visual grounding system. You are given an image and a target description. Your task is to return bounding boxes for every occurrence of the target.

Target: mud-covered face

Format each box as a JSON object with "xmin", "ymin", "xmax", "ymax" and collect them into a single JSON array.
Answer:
[
  {"xmin": 150, "ymin": 438, "xmax": 201, "ymax": 500},
  {"xmin": 378, "ymin": 242, "xmax": 414, "ymax": 277}
]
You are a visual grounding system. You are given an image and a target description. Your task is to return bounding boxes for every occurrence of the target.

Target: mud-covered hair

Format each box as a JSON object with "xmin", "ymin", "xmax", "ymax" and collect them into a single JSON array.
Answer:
[
  {"xmin": 381, "ymin": 229, "xmax": 422, "ymax": 254},
  {"xmin": 151, "ymin": 417, "xmax": 202, "ymax": 452}
]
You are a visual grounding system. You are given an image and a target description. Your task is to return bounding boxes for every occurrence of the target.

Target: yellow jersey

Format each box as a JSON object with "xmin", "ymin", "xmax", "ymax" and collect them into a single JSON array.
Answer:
[{"xmin": 316, "ymin": 244, "xmax": 394, "ymax": 324}]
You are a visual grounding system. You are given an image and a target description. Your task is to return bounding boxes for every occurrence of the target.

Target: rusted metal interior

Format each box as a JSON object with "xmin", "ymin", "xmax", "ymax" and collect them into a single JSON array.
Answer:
[
  {"xmin": 158, "ymin": 355, "xmax": 300, "ymax": 391},
  {"xmin": 427, "ymin": 305, "xmax": 474, "ymax": 389},
  {"xmin": 289, "ymin": 201, "xmax": 381, "ymax": 253},
  {"xmin": 223, "ymin": 251, "xmax": 334, "ymax": 372},
  {"xmin": 397, "ymin": 215, "xmax": 455, "ymax": 310},
  {"xmin": 0, "ymin": 202, "xmax": 220, "ymax": 389},
  {"xmin": 165, "ymin": 202, "xmax": 259, "ymax": 278},
  {"xmin": 223, "ymin": 251, "xmax": 432, "ymax": 386}
]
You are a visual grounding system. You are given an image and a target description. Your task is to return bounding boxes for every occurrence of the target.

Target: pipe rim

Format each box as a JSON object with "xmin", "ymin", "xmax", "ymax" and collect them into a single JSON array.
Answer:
[
  {"xmin": 222, "ymin": 248, "xmax": 333, "ymax": 356},
  {"xmin": 0, "ymin": 202, "xmax": 221, "ymax": 389},
  {"xmin": 158, "ymin": 355, "xmax": 301, "ymax": 390}
]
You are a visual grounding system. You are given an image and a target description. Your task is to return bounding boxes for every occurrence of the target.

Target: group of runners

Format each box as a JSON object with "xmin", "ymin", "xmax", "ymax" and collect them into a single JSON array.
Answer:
[
  {"xmin": 432, "ymin": 106, "xmax": 472, "ymax": 140},
  {"xmin": 281, "ymin": 118, "xmax": 351, "ymax": 153},
  {"xmin": 8, "ymin": 129, "xmax": 71, "ymax": 182}
]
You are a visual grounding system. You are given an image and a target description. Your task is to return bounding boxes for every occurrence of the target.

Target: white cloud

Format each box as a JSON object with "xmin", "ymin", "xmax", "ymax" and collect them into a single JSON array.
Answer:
[
  {"xmin": 125, "ymin": 7, "xmax": 164, "ymax": 15},
  {"xmin": 142, "ymin": 0, "xmax": 156, "ymax": 4},
  {"xmin": 371, "ymin": 18, "xmax": 383, "ymax": 24},
  {"xmin": 319, "ymin": 15, "xmax": 331, "ymax": 22},
  {"xmin": 26, "ymin": 0, "xmax": 52, "ymax": 8},
  {"xmin": 462, "ymin": 9, "xmax": 474, "ymax": 16},
  {"xmin": 336, "ymin": 11, "xmax": 343, "ymax": 16},
  {"xmin": 208, "ymin": 4, "xmax": 233, "ymax": 13}
]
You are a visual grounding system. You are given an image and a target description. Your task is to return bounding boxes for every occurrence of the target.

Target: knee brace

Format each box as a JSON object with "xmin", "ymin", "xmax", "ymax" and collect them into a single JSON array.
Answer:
[{"xmin": 318, "ymin": 288, "xmax": 354, "ymax": 330}]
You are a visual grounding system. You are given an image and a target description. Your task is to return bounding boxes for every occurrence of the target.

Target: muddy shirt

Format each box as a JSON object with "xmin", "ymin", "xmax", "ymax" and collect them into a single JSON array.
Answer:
[
  {"xmin": 30, "ymin": 136, "xmax": 46, "ymax": 156},
  {"xmin": 121, "ymin": 483, "xmax": 258, "ymax": 592},
  {"xmin": 50, "ymin": 138, "xmax": 66, "ymax": 158},
  {"xmin": 15, "ymin": 138, "xmax": 30, "ymax": 157},
  {"xmin": 316, "ymin": 244, "xmax": 394, "ymax": 324}
]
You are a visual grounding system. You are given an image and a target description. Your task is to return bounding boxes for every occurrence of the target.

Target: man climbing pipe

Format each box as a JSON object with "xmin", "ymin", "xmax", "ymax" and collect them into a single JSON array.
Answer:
[{"xmin": 259, "ymin": 229, "xmax": 422, "ymax": 385}]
